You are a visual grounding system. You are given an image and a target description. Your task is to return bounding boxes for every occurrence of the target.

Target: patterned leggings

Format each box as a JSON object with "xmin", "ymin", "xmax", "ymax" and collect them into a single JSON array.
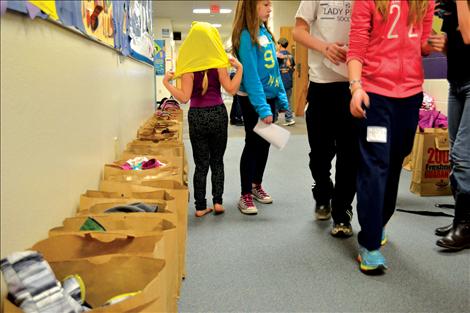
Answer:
[{"xmin": 188, "ymin": 104, "xmax": 228, "ymax": 211}]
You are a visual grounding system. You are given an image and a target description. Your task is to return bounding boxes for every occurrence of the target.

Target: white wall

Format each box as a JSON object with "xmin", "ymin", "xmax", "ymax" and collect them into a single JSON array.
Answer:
[
  {"xmin": 1, "ymin": 12, "xmax": 154, "ymax": 295},
  {"xmin": 272, "ymin": 1, "xmax": 300, "ymax": 40}
]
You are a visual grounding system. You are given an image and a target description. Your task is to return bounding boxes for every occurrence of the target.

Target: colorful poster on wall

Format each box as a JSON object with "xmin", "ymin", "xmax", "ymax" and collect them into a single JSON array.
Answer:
[
  {"xmin": 129, "ymin": 0, "xmax": 154, "ymax": 64},
  {"xmin": 80, "ymin": 0, "xmax": 114, "ymax": 47},
  {"xmin": 112, "ymin": 0, "xmax": 130, "ymax": 56},
  {"xmin": 55, "ymin": 1, "xmax": 86, "ymax": 33},
  {"xmin": 154, "ymin": 40, "xmax": 166, "ymax": 75},
  {"xmin": 28, "ymin": 0, "xmax": 59, "ymax": 20},
  {"xmin": 4, "ymin": 0, "xmax": 154, "ymax": 63}
]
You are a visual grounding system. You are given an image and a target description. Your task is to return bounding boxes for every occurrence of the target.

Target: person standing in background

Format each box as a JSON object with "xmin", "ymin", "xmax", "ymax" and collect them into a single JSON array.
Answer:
[
  {"xmin": 231, "ymin": 0, "xmax": 290, "ymax": 215},
  {"xmin": 434, "ymin": 0, "xmax": 470, "ymax": 251},
  {"xmin": 293, "ymin": 0, "xmax": 357, "ymax": 237},
  {"xmin": 347, "ymin": 0, "xmax": 443, "ymax": 274},
  {"xmin": 276, "ymin": 37, "xmax": 296, "ymax": 126}
]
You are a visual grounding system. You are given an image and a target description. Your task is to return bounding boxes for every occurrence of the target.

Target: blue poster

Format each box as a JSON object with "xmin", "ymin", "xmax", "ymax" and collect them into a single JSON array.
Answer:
[{"xmin": 154, "ymin": 39, "xmax": 166, "ymax": 76}]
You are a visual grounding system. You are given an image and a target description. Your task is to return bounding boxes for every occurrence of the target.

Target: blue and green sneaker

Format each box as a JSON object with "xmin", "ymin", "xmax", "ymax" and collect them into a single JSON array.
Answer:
[{"xmin": 357, "ymin": 246, "xmax": 388, "ymax": 275}]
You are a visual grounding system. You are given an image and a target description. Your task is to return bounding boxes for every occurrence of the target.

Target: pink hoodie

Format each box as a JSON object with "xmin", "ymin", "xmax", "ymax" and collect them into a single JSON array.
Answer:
[{"xmin": 347, "ymin": 0, "xmax": 434, "ymax": 98}]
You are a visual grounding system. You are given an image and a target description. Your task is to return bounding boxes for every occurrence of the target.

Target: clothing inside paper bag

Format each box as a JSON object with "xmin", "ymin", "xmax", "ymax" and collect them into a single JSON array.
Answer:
[{"xmin": 253, "ymin": 120, "xmax": 290, "ymax": 150}]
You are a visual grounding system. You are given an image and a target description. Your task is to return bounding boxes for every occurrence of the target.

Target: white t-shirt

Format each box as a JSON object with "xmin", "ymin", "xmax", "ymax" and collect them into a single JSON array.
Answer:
[{"xmin": 295, "ymin": 0, "xmax": 352, "ymax": 83}]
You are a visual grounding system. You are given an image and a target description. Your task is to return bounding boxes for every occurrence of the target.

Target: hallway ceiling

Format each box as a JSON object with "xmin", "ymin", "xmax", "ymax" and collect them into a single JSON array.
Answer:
[{"xmin": 153, "ymin": 1, "xmax": 238, "ymax": 41}]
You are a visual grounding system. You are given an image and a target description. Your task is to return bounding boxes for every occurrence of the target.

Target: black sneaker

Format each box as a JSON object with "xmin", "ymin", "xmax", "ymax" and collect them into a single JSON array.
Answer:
[
  {"xmin": 315, "ymin": 204, "xmax": 331, "ymax": 220},
  {"xmin": 331, "ymin": 223, "xmax": 353, "ymax": 237}
]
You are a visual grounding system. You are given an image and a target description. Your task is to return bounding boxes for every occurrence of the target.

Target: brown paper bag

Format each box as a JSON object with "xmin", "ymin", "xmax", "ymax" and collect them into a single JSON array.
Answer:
[
  {"xmin": 79, "ymin": 190, "xmax": 173, "ymax": 212},
  {"xmin": 38, "ymin": 230, "xmax": 178, "ymax": 309},
  {"xmin": 122, "ymin": 147, "xmax": 183, "ymax": 158},
  {"xmin": 410, "ymin": 128, "xmax": 452, "ymax": 196},
  {"xmin": 103, "ymin": 164, "xmax": 184, "ymax": 185},
  {"xmin": 98, "ymin": 180, "xmax": 189, "ymax": 278},
  {"xmin": 4, "ymin": 255, "xmax": 168, "ymax": 312},
  {"xmin": 73, "ymin": 204, "xmax": 183, "ymax": 284},
  {"xmin": 124, "ymin": 141, "xmax": 189, "ymax": 184},
  {"xmin": 127, "ymin": 140, "xmax": 184, "ymax": 152}
]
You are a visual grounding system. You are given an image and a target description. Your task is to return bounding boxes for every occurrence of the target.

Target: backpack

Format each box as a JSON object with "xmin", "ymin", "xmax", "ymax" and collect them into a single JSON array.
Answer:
[{"xmin": 156, "ymin": 97, "xmax": 180, "ymax": 111}]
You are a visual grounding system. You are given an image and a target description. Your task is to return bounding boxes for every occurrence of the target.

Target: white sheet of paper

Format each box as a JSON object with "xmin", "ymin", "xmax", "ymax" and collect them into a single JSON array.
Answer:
[{"xmin": 253, "ymin": 119, "xmax": 290, "ymax": 150}]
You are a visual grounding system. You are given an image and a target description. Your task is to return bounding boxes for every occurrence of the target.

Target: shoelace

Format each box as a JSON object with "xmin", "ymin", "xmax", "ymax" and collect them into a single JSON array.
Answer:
[
  {"xmin": 242, "ymin": 194, "xmax": 254, "ymax": 207},
  {"xmin": 254, "ymin": 185, "xmax": 269, "ymax": 198}
]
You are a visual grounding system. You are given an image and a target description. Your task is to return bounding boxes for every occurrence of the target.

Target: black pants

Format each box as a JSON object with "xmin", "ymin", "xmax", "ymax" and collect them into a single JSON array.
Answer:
[
  {"xmin": 188, "ymin": 104, "xmax": 228, "ymax": 211},
  {"xmin": 356, "ymin": 92, "xmax": 422, "ymax": 250},
  {"xmin": 306, "ymin": 82, "xmax": 358, "ymax": 224},
  {"xmin": 239, "ymin": 96, "xmax": 276, "ymax": 195}
]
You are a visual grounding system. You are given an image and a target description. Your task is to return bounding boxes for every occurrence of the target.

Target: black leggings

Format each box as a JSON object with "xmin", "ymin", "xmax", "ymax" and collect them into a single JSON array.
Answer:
[
  {"xmin": 239, "ymin": 96, "xmax": 276, "ymax": 195},
  {"xmin": 188, "ymin": 104, "xmax": 228, "ymax": 211}
]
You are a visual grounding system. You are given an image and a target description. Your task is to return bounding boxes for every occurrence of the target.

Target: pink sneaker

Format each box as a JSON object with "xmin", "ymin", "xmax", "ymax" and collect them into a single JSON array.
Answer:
[
  {"xmin": 251, "ymin": 184, "xmax": 273, "ymax": 204},
  {"xmin": 238, "ymin": 194, "xmax": 258, "ymax": 215}
]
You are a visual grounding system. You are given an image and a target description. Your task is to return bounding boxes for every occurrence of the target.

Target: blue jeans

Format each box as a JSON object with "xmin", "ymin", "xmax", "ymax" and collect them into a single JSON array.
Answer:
[
  {"xmin": 448, "ymin": 81, "xmax": 470, "ymax": 202},
  {"xmin": 285, "ymin": 89, "xmax": 293, "ymax": 121},
  {"xmin": 274, "ymin": 89, "xmax": 294, "ymax": 122}
]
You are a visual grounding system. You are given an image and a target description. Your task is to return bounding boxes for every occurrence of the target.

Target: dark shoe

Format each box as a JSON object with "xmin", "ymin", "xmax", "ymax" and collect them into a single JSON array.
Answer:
[
  {"xmin": 435, "ymin": 223, "xmax": 453, "ymax": 236},
  {"xmin": 331, "ymin": 223, "xmax": 353, "ymax": 237},
  {"xmin": 436, "ymin": 223, "xmax": 470, "ymax": 251},
  {"xmin": 315, "ymin": 204, "xmax": 331, "ymax": 220}
]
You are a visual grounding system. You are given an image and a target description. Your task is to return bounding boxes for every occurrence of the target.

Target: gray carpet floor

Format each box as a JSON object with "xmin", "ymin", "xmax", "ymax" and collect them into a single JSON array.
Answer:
[{"xmin": 178, "ymin": 119, "xmax": 469, "ymax": 313}]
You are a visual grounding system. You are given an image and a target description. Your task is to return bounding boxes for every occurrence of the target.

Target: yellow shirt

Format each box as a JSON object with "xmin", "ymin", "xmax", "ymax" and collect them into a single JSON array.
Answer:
[{"xmin": 174, "ymin": 22, "xmax": 229, "ymax": 78}]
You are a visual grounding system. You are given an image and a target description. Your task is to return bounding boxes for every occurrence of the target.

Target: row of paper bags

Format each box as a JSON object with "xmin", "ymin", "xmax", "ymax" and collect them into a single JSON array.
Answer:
[{"xmin": 3, "ymin": 111, "xmax": 190, "ymax": 312}]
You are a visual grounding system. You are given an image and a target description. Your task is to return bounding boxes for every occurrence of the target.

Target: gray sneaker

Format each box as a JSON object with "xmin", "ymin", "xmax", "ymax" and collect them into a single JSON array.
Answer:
[
  {"xmin": 282, "ymin": 120, "xmax": 296, "ymax": 126},
  {"xmin": 315, "ymin": 204, "xmax": 331, "ymax": 220},
  {"xmin": 331, "ymin": 223, "xmax": 353, "ymax": 237}
]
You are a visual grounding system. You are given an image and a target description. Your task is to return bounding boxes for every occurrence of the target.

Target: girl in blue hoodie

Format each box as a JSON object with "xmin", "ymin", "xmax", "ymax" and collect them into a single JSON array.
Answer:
[{"xmin": 231, "ymin": 0, "xmax": 289, "ymax": 215}]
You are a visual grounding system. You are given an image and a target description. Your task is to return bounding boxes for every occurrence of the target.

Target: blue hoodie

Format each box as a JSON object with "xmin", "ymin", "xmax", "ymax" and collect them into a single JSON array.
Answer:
[{"xmin": 238, "ymin": 25, "xmax": 289, "ymax": 119}]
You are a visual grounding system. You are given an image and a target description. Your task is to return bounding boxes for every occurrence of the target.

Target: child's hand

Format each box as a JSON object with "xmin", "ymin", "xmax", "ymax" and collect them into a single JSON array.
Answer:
[
  {"xmin": 427, "ymin": 34, "xmax": 447, "ymax": 52},
  {"xmin": 261, "ymin": 115, "xmax": 273, "ymax": 124},
  {"xmin": 229, "ymin": 57, "xmax": 243, "ymax": 70},
  {"xmin": 164, "ymin": 71, "xmax": 175, "ymax": 82},
  {"xmin": 323, "ymin": 42, "xmax": 347, "ymax": 65},
  {"xmin": 350, "ymin": 88, "xmax": 369, "ymax": 119}
]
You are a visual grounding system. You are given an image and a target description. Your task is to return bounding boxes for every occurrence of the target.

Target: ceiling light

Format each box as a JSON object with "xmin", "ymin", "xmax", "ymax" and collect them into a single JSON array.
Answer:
[
  {"xmin": 220, "ymin": 9, "xmax": 232, "ymax": 14},
  {"xmin": 212, "ymin": 24, "xmax": 222, "ymax": 28},
  {"xmin": 193, "ymin": 8, "xmax": 210, "ymax": 14}
]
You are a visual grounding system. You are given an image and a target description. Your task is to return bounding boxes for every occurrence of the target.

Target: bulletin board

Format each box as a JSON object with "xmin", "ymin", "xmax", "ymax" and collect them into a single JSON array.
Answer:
[{"xmin": 2, "ymin": 0, "xmax": 155, "ymax": 65}]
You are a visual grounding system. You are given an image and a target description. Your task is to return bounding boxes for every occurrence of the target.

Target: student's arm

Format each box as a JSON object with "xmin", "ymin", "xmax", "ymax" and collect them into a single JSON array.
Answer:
[
  {"xmin": 347, "ymin": 0, "xmax": 372, "ymax": 119},
  {"xmin": 457, "ymin": 0, "xmax": 470, "ymax": 44},
  {"xmin": 348, "ymin": 60, "xmax": 369, "ymax": 119},
  {"xmin": 218, "ymin": 58, "xmax": 243, "ymax": 95},
  {"xmin": 293, "ymin": 1, "xmax": 346, "ymax": 65},
  {"xmin": 238, "ymin": 30, "xmax": 272, "ymax": 120},
  {"xmin": 162, "ymin": 72, "xmax": 193, "ymax": 104},
  {"xmin": 422, "ymin": 1, "xmax": 446, "ymax": 54}
]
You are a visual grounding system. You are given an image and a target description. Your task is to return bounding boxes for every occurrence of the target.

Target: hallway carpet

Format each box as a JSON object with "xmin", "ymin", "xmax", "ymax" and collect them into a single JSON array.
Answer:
[{"xmin": 178, "ymin": 130, "xmax": 469, "ymax": 313}]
